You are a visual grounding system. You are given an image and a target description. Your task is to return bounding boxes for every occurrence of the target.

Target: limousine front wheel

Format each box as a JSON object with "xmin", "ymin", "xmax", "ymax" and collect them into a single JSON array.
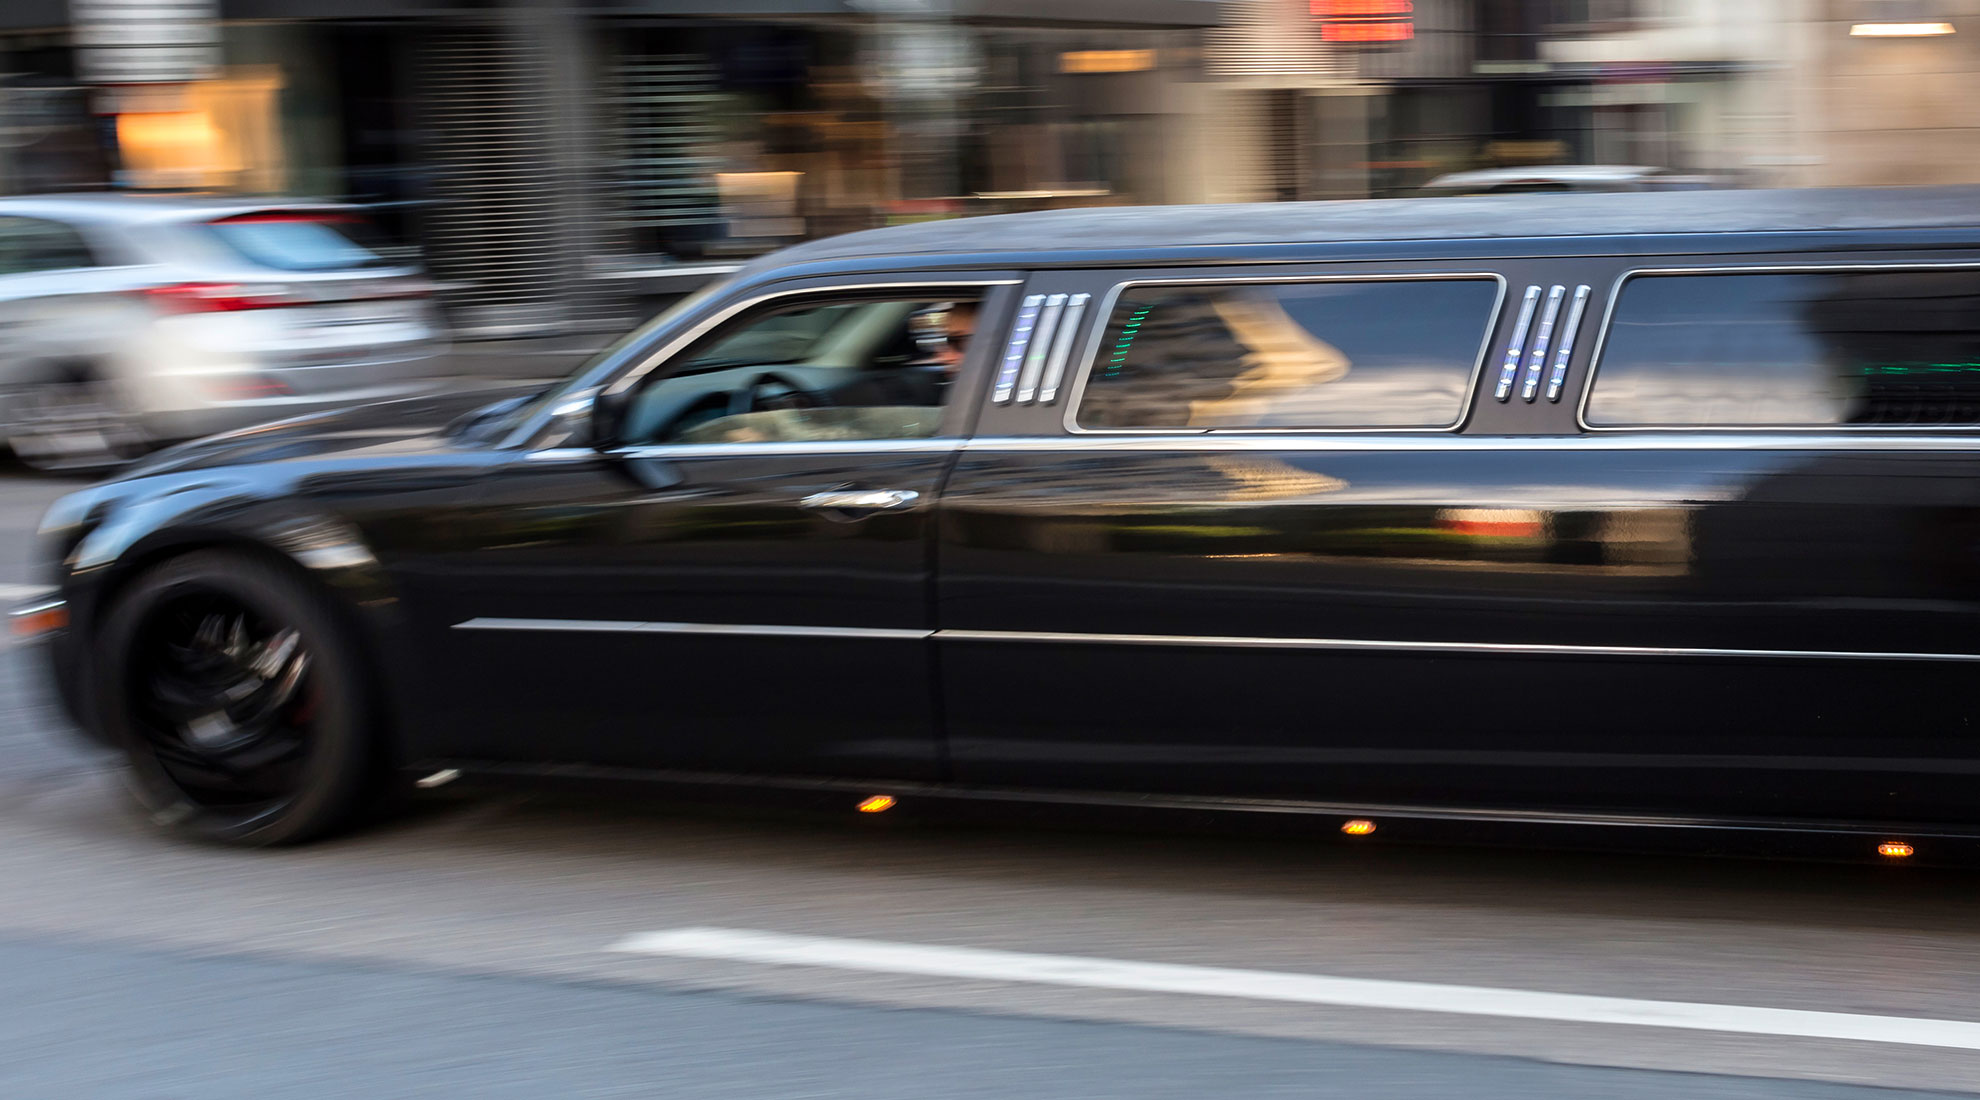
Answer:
[{"xmin": 96, "ymin": 551, "xmax": 378, "ymax": 846}]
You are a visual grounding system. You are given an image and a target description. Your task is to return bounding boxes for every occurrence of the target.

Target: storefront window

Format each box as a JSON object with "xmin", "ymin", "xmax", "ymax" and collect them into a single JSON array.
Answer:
[{"xmin": 600, "ymin": 20, "xmax": 1193, "ymax": 265}]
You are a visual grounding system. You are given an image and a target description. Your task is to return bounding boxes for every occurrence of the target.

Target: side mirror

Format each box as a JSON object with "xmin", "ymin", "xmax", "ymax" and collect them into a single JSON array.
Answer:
[
  {"xmin": 537, "ymin": 389, "xmax": 599, "ymax": 451},
  {"xmin": 590, "ymin": 388, "xmax": 628, "ymax": 449}
]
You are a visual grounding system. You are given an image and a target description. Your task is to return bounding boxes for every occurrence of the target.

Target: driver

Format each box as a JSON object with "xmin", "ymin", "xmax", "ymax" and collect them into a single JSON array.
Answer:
[
  {"xmin": 704, "ymin": 300, "xmax": 982, "ymax": 443},
  {"xmin": 929, "ymin": 301, "xmax": 977, "ymax": 377},
  {"xmin": 815, "ymin": 299, "xmax": 979, "ymax": 411}
]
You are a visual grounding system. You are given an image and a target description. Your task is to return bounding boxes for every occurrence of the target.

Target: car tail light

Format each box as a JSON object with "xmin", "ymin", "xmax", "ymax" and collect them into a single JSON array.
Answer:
[{"xmin": 144, "ymin": 282, "xmax": 301, "ymax": 313}]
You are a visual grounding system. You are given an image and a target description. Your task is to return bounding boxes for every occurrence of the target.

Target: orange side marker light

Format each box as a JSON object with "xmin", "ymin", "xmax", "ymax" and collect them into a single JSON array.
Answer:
[
  {"xmin": 1341, "ymin": 819, "xmax": 1377, "ymax": 836},
  {"xmin": 1878, "ymin": 841, "xmax": 1914, "ymax": 859},
  {"xmin": 10, "ymin": 603, "xmax": 67, "ymax": 640},
  {"xmin": 858, "ymin": 795, "xmax": 897, "ymax": 814}
]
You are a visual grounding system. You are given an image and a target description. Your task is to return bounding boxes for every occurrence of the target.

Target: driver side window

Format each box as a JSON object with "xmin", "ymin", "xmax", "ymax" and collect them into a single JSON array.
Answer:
[{"xmin": 619, "ymin": 292, "xmax": 981, "ymax": 447}]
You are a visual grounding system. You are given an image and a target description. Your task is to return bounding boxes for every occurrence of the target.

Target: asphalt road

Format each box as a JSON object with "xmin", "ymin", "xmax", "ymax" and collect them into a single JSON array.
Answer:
[{"xmin": 6, "ymin": 443, "xmax": 1980, "ymax": 1098}]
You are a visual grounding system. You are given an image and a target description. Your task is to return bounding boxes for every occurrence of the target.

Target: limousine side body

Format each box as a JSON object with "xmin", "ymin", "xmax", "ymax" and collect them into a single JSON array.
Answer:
[{"xmin": 27, "ymin": 186, "xmax": 1980, "ymax": 847}]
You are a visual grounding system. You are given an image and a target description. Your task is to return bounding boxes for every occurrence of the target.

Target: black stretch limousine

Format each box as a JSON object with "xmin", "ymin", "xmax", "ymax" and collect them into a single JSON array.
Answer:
[{"xmin": 20, "ymin": 186, "xmax": 1980, "ymax": 852}]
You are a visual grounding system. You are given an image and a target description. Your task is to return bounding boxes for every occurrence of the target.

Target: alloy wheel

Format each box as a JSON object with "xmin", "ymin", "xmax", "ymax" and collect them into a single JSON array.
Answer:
[{"xmin": 127, "ymin": 590, "xmax": 319, "ymax": 811}]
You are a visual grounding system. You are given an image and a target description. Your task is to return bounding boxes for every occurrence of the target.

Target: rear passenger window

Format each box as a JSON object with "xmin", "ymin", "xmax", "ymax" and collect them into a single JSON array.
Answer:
[
  {"xmin": 1585, "ymin": 269, "xmax": 1980, "ymax": 428},
  {"xmin": 1073, "ymin": 278, "xmax": 1500, "ymax": 430}
]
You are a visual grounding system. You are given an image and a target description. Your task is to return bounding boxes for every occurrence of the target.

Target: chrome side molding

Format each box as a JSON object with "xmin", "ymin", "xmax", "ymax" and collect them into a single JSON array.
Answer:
[
  {"xmin": 938, "ymin": 629, "xmax": 1980, "ymax": 663},
  {"xmin": 455, "ymin": 618, "xmax": 933, "ymax": 641},
  {"xmin": 520, "ymin": 432, "xmax": 1980, "ymax": 464},
  {"xmin": 454, "ymin": 617, "xmax": 1980, "ymax": 663}
]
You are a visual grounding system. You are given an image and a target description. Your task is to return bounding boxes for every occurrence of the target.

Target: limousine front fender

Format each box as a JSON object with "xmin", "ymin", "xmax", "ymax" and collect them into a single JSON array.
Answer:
[{"xmin": 44, "ymin": 471, "xmax": 414, "ymax": 749}]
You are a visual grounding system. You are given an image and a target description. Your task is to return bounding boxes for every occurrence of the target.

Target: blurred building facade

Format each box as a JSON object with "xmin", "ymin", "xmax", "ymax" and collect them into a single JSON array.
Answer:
[{"xmin": 4, "ymin": 0, "xmax": 1980, "ymax": 335}]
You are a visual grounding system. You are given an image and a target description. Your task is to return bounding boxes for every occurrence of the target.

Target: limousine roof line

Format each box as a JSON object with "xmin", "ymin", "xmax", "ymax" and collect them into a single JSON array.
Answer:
[
  {"xmin": 746, "ymin": 228, "xmax": 1980, "ymax": 284},
  {"xmin": 748, "ymin": 186, "xmax": 1980, "ymax": 271}
]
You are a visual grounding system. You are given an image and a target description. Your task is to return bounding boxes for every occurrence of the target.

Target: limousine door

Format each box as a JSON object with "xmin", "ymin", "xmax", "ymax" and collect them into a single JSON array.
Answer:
[
  {"xmin": 431, "ymin": 276, "xmax": 1021, "ymax": 780},
  {"xmin": 936, "ymin": 261, "xmax": 1579, "ymax": 808}
]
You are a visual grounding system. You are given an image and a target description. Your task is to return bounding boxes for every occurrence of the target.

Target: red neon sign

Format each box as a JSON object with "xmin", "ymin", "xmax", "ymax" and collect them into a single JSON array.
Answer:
[
  {"xmin": 1322, "ymin": 20, "xmax": 1415, "ymax": 42},
  {"xmin": 1314, "ymin": 0, "xmax": 1414, "ymax": 43},
  {"xmin": 1314, "ymin": 0, "xmax": 1412, "ymax": 14}
]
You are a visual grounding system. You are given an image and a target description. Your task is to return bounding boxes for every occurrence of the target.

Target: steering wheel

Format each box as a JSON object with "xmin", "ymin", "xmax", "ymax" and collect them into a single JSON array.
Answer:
[{"xmin": 729, "ymin": 372, "xmax": 830, "ymax": 418}]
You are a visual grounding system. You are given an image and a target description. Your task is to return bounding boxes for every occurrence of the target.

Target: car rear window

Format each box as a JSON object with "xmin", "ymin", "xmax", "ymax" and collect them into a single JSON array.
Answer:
[
  {"xmin": 1072, "ymin": 277, "xmax": 1501, "ymax": 430},
  {"xmin": 201, "ymin": 213, "xmax": 394, "ymax": 272},
  {"xmin": 1584, "ymin": 268, "xmax": 1980, "ymax": 428}
]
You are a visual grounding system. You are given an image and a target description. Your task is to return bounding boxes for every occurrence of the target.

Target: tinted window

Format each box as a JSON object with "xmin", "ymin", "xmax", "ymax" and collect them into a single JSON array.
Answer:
[
  {"xmin": 1073, "ymin": 278, "xmax": 1499, "ymax": 430},
  {"xmin": 619, "ymin": 294, "xmax": 979, "ymax": 446},
  {"xmin": 0, "ymin": 216, "xmax": 96, "ymax": 274},
  {"xmin": 202, "ymin": 214, "xmax": 392, "ymax": 271},
  {"xmin": 1586, "ymin": 270, "xmax": 1980, "ymax": 428}
]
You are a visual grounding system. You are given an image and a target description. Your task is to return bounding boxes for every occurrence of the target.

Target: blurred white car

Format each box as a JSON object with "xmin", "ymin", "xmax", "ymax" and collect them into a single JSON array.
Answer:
[
  {"xmin": 0, "ymin": 194, "xmax": 447, "ymax": 469},
  {"xmin": 1417, "ymin": 164, "xmax": 1723, "ymax": 197}
]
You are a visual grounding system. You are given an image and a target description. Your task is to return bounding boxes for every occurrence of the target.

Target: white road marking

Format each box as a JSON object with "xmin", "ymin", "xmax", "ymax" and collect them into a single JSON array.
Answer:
[
  {"xmin": 612, "ymin": 927, "xmax": 1980, "ymax": 1052},
  {"xmin": 0, "ymin": 584, "xmax": 50, "ymax": 602}
]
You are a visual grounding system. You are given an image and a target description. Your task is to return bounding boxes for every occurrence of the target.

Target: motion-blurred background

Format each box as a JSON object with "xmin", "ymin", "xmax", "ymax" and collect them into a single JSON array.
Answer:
[{"xmin": 6, "ymin": 0, "xmax": 1972, "ymax": 338}]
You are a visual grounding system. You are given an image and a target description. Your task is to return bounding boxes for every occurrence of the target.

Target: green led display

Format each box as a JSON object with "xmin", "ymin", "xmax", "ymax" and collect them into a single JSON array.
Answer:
[
  {"xmin": 1861, "ymin": 362, "xmax": 1980, "ymax": 376},
  {"xmin": 1106, "ymin": 306, "xmax": 1151, "ymax": 378}
]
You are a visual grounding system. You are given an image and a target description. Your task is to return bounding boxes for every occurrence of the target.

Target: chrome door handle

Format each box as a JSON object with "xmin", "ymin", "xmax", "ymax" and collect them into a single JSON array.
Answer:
[{"xmin": 799, "ymin": 488, "xmax": 920, "ymax": 511}]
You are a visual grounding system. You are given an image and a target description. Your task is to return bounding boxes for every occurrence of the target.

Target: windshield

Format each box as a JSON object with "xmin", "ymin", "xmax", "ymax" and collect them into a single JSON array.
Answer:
[
  {"xmin": 678, "ymin": 304, "xmax": 859, "ymax": 368},
  {"xmin": 496, "ymin": 274, "xmax": 740, "ymax": 440}
]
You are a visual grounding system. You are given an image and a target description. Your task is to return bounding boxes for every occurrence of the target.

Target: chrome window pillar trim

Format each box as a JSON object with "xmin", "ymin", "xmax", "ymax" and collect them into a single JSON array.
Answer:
[
  {"xmin": 1014, "ymin": 293, "xmax": 1068, "ymax": 404},
  {"xmin": 992, "ymin": 294, "xmax": 1046, "ymax": 404},
  {"xmin": 1492, "ymin": 284, "xmax": 1542, "ymax": 402},
  {"xmin": 453, "ymin": 616, "xmax": 1980, "ymax": 662},
  {"xmin": 1517, "ymin": 285, "xmax": 1566, "ymax": 402},
  {"xmin": 1060, "ymin": 271, "xmax": 1509, "ymax": 436},
  {"xmin": 497, "ymin": 276, "xmax": 1020, "ymax": 450},
  {"xmin": 1576, "ymin": 261, "xmax": 1980, "ymax": 432},
  {"xmin": 1544, "ymin": 285, "xmax": 1593, "ymax": 403},
  {"xmin": 1036, "ymin": 292, "xmax": 1089, "ymax": 405}
]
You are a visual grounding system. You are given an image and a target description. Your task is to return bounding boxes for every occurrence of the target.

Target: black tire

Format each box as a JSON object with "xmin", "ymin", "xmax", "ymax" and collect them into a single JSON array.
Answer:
[{"xmin": 95, "ymin": 550, "xmax": 380, "ymax": 846}]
